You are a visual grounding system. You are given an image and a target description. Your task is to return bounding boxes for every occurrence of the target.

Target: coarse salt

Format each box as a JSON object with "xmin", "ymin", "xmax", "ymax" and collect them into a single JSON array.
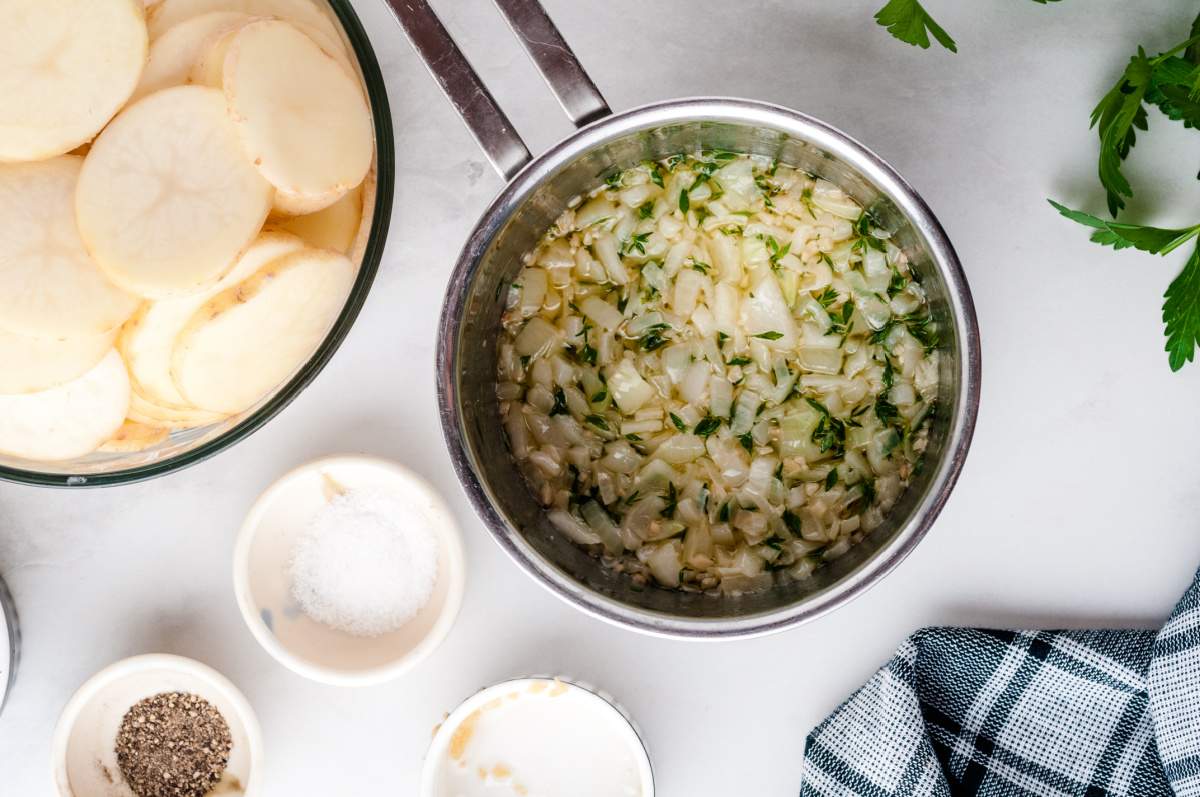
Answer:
[{"xmin": 288, "ymin": 487, "xmax": 438, "ymax": 637}]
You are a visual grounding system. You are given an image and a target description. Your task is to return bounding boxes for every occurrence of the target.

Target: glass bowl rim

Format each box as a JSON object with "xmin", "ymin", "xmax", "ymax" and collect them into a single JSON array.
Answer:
[{"xmin": 0, "ymin": 0, "xmax": 395, "ymax": 488}]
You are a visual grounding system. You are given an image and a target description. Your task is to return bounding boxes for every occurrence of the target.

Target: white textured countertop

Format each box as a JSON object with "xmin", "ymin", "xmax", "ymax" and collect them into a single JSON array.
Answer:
[{"xmin": 4, "ymin": 1, "xmax": 1200, "ymax": 794}]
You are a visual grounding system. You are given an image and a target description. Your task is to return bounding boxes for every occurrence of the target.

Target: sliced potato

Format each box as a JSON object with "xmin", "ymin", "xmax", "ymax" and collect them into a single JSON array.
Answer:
[
  {"xmin": 130, "ymin": 11, "xmax": 253, "ymax": 103},
  {"xmin": 0, "ymin": 157, "xmax": 139, "ymax": 337},
  {"xmin": 76, "ymin": 85, "xmax": 274, "ymax": 298},
  {"xmin": 148, "ymin": 0, "xmax": 340, "ymax": 45},
  {"xmin": 0, "ymin": 0, "xmax": 148, "ymax": 162},
  {"xmin": 120, "ymin": 230, "xmax": 304, "ymax": 406},
  {"xmin": 128, "ymin": 389, "xmax": 227, "ymax": 429},
  {"xmin": 225, "ymin": 20, "xmax": 372, "ymax": 215},
  {"xmin": 271, "ymin": 185, "xmax": 362, "ymax": 253},
  {"xmin": 0, "ymin": 349, "xmax": 130, "ymax": 461},
  {"xmin": 98, "ymin": 420, "xmax": 169, "ymax": 452},
  {"xmin": 348, "ymin": 167, "xmax": 376, "ymax": 266},
  {"xmin": 173, "ymin": 248, "xmax": 355, "ymax": 413},
  {"xmin": 0, "ymin": 326, "xmax": 117, "ymax": 395}
]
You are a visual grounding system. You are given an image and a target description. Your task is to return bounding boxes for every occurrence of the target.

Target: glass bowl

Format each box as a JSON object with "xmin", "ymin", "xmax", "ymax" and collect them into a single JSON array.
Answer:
[{"xmin": 0, "ymin": 0, "xmax": 394, "ymax": 487}]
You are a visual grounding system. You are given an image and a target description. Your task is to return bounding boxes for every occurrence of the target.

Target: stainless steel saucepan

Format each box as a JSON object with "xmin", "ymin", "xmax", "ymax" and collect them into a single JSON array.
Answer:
[{"xmin": 386, "ymin": 0, "xmax": 981, "ymax": 638}]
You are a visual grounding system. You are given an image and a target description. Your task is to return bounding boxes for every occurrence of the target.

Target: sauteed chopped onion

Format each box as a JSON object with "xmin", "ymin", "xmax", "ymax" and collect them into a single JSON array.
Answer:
[{"xmin": 496, "ymin": 152, "xmax": 939, "ymax": 594}]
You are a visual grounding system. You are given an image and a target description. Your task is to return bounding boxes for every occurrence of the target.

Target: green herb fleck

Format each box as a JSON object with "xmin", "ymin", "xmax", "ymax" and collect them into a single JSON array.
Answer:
[{"xmin": 550, "ymin": 387, "xmax": 568, "ymax": 416}]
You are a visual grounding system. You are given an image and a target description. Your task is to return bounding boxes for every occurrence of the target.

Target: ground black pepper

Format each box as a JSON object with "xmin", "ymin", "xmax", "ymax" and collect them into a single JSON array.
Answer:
[{"xmin": 114, "ymin": 692, "xmax": 232, "ymax": 797}]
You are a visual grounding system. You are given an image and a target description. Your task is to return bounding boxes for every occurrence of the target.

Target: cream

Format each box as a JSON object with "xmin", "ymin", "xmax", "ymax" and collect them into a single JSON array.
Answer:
[{"xmin": 425, "ymin": 678, "xmax": 652, "ymax": 797}]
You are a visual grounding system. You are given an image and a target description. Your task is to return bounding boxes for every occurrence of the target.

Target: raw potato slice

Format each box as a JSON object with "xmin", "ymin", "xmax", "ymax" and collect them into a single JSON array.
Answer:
[
  {"xmin": 120, "ymin": 230, "xmax": 304, "ymax": 406},
  {"xmin": 128, "ymin": 389, "xmax": 226, "ymax": 429},
  {"xmin": 173, "ymin": 248, "xmax": 355, "ymax": 413},
  {"xmin": 0, "ymin": 0, "xmax": 148, "ymax": 162},
  {"xmin": 348, "ymin": 168, "xmax": 376, "ymax": 266},
  {"xmin": 190, "ymin": 16, "xmax": 353, "ymax": 93},
  {"xmin": 0, "ymin": 327, "xmax": 117, "ymax": 395},
  {"xmin": 148, "ymin": 0, "xmax": 340, "ymax": 44},
  {"xmin": 98, "ymin": 421, "xmax": 169, "ymax": 452},
  {"xmin": 0, "ymin": 158, "xmax": 139, "ymax": 337},
  {"xmin": 271, "ymin": 185, "xmax": 362, "ymax": 253},
  {"xmin": 225, "ymin": 20, "xmax": 372, "ymax": 215},
  {"xmin": 130, "ymin": 11, "xmax": 253, "ymax": 103},
  {"xmin": 76, "ymin": 86, "xmax": 274, "ymax": 298},
  {"xmin": 0, "ymin": 350, "xmax": 130, "ymax": 461}
]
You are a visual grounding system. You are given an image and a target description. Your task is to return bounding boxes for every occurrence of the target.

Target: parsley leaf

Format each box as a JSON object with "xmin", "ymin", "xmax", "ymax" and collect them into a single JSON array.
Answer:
[
  {"xmin": 874, "ymin": 0, "xmax": 957, "ymax": 53},
  {"xmin": 1146, "ymin": 57, "xmax": 1200, "ymax": 129},
  {"xmin": 1090, "ymin": 49, "xmax": 1153, "ymax": 216},
  {"xmin": 1048, "ymin": 200, "xmax": 1200, "ymax": 255},
  {"xmin": 1164, "ymin": 240, "xmax": 1200, "ymax": 371}
]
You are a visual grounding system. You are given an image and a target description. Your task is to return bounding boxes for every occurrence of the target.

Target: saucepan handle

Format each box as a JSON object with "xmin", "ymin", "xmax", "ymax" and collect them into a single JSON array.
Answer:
[{"xmin": 383, "ymin": 0, "xmax": 611, "ymax": 181}]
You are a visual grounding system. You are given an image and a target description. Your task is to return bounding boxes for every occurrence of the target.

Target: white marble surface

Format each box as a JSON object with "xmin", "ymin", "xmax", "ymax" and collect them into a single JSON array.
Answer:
[{"xmin": 4, "ymin": 1, "xmax": 1200, "ymax": 794}]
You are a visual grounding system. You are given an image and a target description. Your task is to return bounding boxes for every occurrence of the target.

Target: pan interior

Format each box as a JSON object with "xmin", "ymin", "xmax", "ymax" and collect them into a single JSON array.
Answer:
[{"xmin": 449, "ymin": 111, "xmax": 966, "ymax": 627}]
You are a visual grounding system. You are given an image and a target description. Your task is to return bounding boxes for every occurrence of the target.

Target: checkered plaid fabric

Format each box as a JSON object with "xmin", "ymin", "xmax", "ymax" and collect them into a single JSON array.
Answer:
[{"xmin": 800, "ymin": 568, "xmax": 1200, "ymax": 796}]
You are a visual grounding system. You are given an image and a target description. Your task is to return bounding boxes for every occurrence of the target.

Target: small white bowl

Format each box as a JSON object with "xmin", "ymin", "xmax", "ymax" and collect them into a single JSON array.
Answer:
[
  {"xmin": 233, "ymin": 455, "xmax": 465, "ymax": 687},
  {"xmin": 420, "ymin": 677, "xmax": 655, "ymax": 797},
  {"xmin": 51, "ymin": 654, "xmax": 263, "ymax": 797}
]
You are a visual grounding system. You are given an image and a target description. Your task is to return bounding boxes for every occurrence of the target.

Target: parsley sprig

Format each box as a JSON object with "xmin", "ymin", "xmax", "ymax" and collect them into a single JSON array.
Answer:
[
  {"xmin": 1049, "ymin": 15, "xmax": 1200, "ymax": 371},
  {"xmin": 873, "ymin": 0, "xmax": 1058, "ymax": 54}
]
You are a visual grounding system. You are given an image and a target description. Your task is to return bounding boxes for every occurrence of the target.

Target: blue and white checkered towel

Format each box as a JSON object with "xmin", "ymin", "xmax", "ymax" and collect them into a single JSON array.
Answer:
[{"xmin": 801, "ymin": 567, "xmax": 1200, "ymax": 796}]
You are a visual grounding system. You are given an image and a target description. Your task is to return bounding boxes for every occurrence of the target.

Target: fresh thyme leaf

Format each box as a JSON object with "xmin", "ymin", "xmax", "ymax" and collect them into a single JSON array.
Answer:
[
  {"xmin": 875, "ymin": 394, "xmax": 902, "ymax": 426},
  {"xmin": 669, "ymin": 412, "xmax": 688, "ymax": 432},
  {"xmin": 905, "ymin": 314, "xmax": 940, "ymax": 353},
  {"xmin": 621, "ymin": 232, "xmax": 651, "ymax": 256},
  {"xmin": 637, "ymin": 201, "xmax": 655, "ymax": 220},
  {"xmin": 717, "ymin": 331, "xmax": 730, "ymax": 348},
  {"xmin": 640, "ymin": 328, "xmax": 670, "ymax": 351},
  {"xmin": 765, "ymin": 236, "xmax": 791, "ymax": 264},
  {"xmin": 805, "ymin": 397, "xmax": 830, "ymax": 417},
  {"xmin": 603, "ymin": 171, "xmax": 622, "ymax": 190},
  {"xmin": 824, "ymin": 468, "xmax": 839, "ymax": 491},
  {"xmin": 625, "ymin": 433, "xmax": 643, "ymax": 443},
  {"xmin": 718, "ymin": 501, "xmax": 732, "ymax": 523},
  {"xmin": 693, "ymin": 416, "xmax": 722, "ymax": 437},
  {"xmin": 648, "ymin": 163, "xmax": 664, "ymax": 188},
  {"xmin": 584, "ymin": 414, "xmax": 610, "ymax": 432},
  {"xmin": 738, "ymin": 431, "xmax": 754, "ymax": 453},
  {"xmin": 591, "ymin": 389, "xmax": 607, "ymax": 403},
  {"xmin": 690, "ymin": 259, "xmax": 711, "ymax": 274},
  {"xmin": 727, "ymin": 356, "xmax": 752, "ymax": 366},
  {"xmin": 1049, "ymin": 199, "xmax": 1200, "ymax": 255},
  {"xmin": 814, "ymin": 287, "xmax": 839, "ymax": 309},
  {"xmin": 874, "ymin": 0, "xmax": 957, "ymax": 53},
  {"xmin": 1164, "ymin": 239, "xmax": 1200, "ymax": 371},
  {"xmin": 550, "ymin": 387, "xmax": 568, "ymax": 416},
  {"xmin": 1090, "ymin": 49, "xmax": 1153, "ymax": 216},
  {"xmin": 679, "ymin": 188, "xmax": 690, "ymax": 213},
  {"xmin": 624, "ymin": 490, "xmax": 641, "ymax": 506},
  {"xmin": 753, "ymin": 330, "xmax": 784, "ymax": 340},
  {"xmin": 662, "ymin": 482, "xmax": 678, "ymax": 518}
]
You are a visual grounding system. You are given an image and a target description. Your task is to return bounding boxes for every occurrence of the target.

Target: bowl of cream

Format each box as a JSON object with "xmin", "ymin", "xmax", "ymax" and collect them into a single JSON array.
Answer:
[
  {"xmin": 422, "ymin": 677, "xmax": 654, "ymax": 797},
  {"xmin": 233, "ymin": 455, "xmax": 466, "ymax": 686}
]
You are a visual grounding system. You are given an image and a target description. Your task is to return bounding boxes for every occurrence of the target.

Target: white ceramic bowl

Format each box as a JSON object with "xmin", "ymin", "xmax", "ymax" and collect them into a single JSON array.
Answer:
[
  {"xmin": 233, "ymin": 455, "xmax": 465, "ymax": 686},
  {"xmin": 420, "ymin": 677, "xmax": 655, "ymax": 797},
  {"xmin": 51, "ymin": 654, "xmax": 263, "ymax": 797}
]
